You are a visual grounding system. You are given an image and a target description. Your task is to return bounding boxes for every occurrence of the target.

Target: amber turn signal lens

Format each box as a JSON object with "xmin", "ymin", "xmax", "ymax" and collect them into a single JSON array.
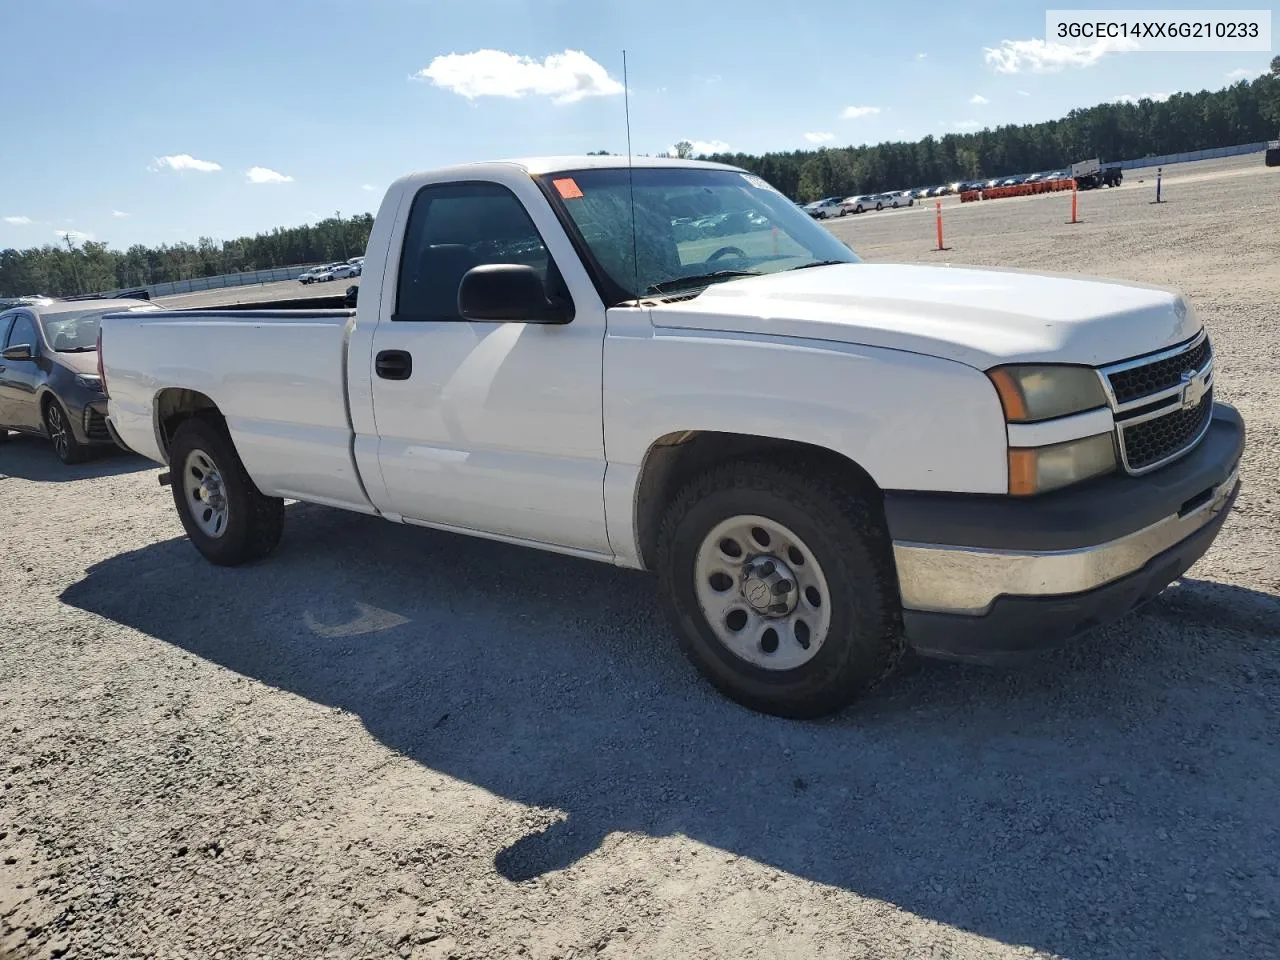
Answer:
[
  {"xmin": 988, "ymin": 368, "xmax": 1030, "ymax": 422},
  {"xmin": 1007, "ymin": 448, "xmax": 1040, "ymax": 496}
]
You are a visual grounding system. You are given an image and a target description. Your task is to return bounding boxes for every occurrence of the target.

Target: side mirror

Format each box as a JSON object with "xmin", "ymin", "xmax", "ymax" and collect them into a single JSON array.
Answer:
[
  {"xmin": 458, "ymin": 264, "xmax": 573, "ymax": 325},
  {"xmin": 344, "ymin": 285, "xmax": 359, "ymax": 308},
  {"xmin": 2, "ymin": 343, "xmax": 34, "ymax": 361}
]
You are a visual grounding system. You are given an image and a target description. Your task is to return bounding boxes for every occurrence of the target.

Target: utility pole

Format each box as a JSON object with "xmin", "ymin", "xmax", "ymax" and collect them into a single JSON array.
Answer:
[
  {"xmin": 336, "ymin": 210, "xmax": 346, "ymax": 259},
  {"xmin": 63, "ymin": 233, "xmax": 82, "ymax": 296}
]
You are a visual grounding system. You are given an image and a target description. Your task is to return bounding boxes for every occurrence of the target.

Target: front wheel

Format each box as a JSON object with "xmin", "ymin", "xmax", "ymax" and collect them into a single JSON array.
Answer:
[
  {"xmin": 875, "ymin": 202, "xmax": 883, "ymax": 211},
  {"xmin": 168, "ymin": 417, "xmax": 284, "ymax": 566},
  {"xmin": 656, "ymin": 459, "xmax": 904, "ymax": 718},
  {"xmin": 44, "ymin": 398, "xmax": 87, "ymax": 464}
]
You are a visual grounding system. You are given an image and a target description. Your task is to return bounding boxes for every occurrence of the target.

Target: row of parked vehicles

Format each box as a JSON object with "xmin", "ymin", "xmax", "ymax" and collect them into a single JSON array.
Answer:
[
  {"xmin": 800, "ymin": 160, "xmax": 1124, "ymax": 218},
  {"xmin": 297, "ymin": 256, "xmax": 364, "ymax": 284},
  {"xmin": 803, "ymin": 191, "xmax": 915, "ymax": 219}
]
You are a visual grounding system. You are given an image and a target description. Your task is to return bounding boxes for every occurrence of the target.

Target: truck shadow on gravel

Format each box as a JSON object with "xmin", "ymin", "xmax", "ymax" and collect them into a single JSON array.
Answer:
[
  {"xmin": 0, "ymin": 434, "xmax": 152, "ymax": 482},
  {"xmin": 60, "ymin": 503, "xmax": 1280, "ymax": 960}
]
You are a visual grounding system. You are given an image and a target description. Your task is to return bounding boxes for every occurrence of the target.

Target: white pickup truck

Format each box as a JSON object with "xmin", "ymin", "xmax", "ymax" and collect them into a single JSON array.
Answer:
[{"xmin": 99, "ymin": 156, "xmax": 1244, "ymax": 718}]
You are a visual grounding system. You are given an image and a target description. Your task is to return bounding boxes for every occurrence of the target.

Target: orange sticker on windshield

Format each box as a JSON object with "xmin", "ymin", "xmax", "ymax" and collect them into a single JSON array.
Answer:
[{"xmin": 553, "ymin": 177, "xmax": 584, "ymax": 199}]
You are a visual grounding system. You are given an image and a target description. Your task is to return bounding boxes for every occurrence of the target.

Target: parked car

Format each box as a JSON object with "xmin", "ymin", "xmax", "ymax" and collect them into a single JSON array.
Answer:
[
  {"xmin": 0, "ymin": 298, "xmax": 156, "ymax": 463},
  {"xmin": 887, "ymin": 191, "xmax": 914, "ymax": 208},
  {"xmin": 804, "ymin": 197, "xmax": 845, "ymax": 219},
  {"xmin": 330, "ymin": 263, "xmax": 360, "ymax": 279},
  {"xmin": 298, "ymin": 266, "xmax": 334, "ymax": 285},
  {"xmin": 100, "ymin": 155, "xmax": 1242, "ymax": 719},
  {"xmin": 840, "ymin": 195, "xmax": 876, "ymax": 214}
]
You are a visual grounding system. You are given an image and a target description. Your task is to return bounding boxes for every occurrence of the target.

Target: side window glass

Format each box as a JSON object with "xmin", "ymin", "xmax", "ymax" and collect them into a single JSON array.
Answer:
[
  {"xmin": 395, "ymin": 182, "xmax": 553, "ymax": 321},
  {"xmin": 7, "ymin": 314, "xmax": 37, "ymax": 351},
  {"xmin": 0, "ymin": 315, "xmax": 13, "ymax": 347}
]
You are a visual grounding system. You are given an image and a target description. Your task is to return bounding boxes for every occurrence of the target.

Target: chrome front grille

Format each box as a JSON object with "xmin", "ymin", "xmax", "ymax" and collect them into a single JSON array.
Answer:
[{"xmin": 1100, "ymin": 329, "xmax": 1214, "ymax": 475}]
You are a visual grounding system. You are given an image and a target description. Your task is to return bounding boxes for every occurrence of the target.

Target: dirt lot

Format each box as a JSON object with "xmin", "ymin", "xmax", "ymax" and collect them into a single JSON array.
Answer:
[{"xmin": 3, "ymin": 154, "xmax": 1278, "ymax": 960}]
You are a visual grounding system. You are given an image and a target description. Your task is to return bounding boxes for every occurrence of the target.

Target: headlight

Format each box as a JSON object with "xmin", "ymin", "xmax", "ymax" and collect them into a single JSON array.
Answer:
[
  {"xmin": 75, "ymin": 374, "xmax": 103, "ymax": 392},
  {"xmin": 1008, "ymin": 433, "xmax": 1116, "ymax": 495},
  {"xmin": 987, "ymin": 365, "xmax": 1108, "ymax": 422}
]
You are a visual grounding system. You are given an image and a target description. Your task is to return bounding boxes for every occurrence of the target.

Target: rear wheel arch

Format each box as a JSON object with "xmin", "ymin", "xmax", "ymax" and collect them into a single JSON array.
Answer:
[
  {"xmin": 633, "ymin": 430, "xmax": 885, "ymax": 573},
  {"xmin": 153, "ymin": 387, "xmax": 224, "ymax": 463}
]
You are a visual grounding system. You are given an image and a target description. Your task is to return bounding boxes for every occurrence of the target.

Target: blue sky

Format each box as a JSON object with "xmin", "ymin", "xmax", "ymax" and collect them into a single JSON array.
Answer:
[{"xmin": 1, "ymin": 0, "xmax": 1273, "ymax": 249}]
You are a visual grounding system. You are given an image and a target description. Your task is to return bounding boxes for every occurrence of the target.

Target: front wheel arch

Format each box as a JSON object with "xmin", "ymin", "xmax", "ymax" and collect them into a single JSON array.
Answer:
[{"xmin": 633, "ymin": 430, "xmax": 884, "ymax": 574}]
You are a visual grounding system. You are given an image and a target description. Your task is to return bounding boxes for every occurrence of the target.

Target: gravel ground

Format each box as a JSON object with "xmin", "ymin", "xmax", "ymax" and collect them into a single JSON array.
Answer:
[{"xmin": 3, "ymin": 153, "xmax": 1279, "ymax": 960}]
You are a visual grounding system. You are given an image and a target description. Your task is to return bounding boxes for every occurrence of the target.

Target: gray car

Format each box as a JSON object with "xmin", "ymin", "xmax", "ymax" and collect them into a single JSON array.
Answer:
[{"xmin": 0, "ymin": 298, "xmax": 155, "ymax": 463}]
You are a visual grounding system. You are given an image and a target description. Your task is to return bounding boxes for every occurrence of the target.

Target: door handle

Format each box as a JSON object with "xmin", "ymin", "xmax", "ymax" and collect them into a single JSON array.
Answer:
[{"xmin": 375, "ymin": 349, "xmax": 412, "ymax": 381}]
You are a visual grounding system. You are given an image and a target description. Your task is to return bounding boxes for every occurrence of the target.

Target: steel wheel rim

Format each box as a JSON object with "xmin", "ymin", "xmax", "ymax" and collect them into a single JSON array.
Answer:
[
  {"xmin": 183, "ymin": 448, "xmax": 229, "ymax": 539},
  {"xmin": 47, "ymin": 404, "xmax": 69, "ymax": 458},
  {"xmin": 693, "ymin": 514, "xmax": 833, "ymax": 671}
]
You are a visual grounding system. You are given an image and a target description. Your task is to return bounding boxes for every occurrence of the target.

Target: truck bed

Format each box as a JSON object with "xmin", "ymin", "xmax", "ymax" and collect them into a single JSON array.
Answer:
[{"xmin": 101, "ymin": 305, "xmax": 374, "ymax": 514}]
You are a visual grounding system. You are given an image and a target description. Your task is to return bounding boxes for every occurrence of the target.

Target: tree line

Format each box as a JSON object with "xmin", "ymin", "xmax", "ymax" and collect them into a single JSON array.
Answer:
[
  {"xmin": 708, "ymin": 70, "xmax": 1280, "ymax": 203},
  {"xmin": 1, "ymin": 213, "xmax": 374, "ymax": 299},
  {"xmin": 2, "ymin": 65, "xmax": 1277, "ymax": 298}
]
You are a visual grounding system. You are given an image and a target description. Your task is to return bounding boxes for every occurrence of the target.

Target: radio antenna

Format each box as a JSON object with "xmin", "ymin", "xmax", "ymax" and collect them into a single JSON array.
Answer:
[{"xmin": 623, "ymin": 50, "xmax": 641, "ymax": 303}]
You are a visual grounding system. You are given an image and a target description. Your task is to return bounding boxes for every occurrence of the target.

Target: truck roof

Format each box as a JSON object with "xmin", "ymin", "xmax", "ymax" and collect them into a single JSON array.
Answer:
[{"xmin": 394, "ymin": 155, "xmax": 746, "ymax": 184}]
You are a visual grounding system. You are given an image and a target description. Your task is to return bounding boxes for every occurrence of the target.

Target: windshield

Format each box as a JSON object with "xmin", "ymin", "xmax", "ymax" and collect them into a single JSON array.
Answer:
[
  {"xmin": 39, "ymin": 309, "xmax": 114, "ymax": 352},
  {"xmin": 540, "ymin": 167, "xmax": 860, "ymax": 303}
]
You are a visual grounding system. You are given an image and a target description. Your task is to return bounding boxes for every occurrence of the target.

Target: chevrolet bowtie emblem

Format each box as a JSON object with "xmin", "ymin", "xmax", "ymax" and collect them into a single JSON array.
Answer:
[{"xmin": 1179, "ymin": 369, "xmax": 1207, "ymax": 411}]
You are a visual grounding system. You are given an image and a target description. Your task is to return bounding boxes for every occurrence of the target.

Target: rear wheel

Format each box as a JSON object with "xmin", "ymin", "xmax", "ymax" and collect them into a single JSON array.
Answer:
[
  {"xmin": 876, "ymin": 202, "xmax": 883, "ymax": 211},
  {"xmin": 656, "ymin": 458, "xmax": 905, "ymax": 718},
  {"xmin": 168, "ymin": 417, "xmax": 284, "ymax": 566},
  {"xmin": 44, "ymin": 398, "xmax": 87, "ymax": 465}
]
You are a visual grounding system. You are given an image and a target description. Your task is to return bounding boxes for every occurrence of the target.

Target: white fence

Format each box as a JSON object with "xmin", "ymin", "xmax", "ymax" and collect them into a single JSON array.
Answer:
[
  {"xmin": 1118, "ymin": 141, "xmax": 1270, "ymax": 171},
  {"xmin": 101, "ymin": 264, "xmax": 320, "ymax": 300}
]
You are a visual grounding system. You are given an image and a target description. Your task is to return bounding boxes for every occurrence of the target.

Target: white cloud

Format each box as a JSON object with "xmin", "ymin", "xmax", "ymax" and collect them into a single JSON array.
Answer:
[
  {"xmin": 55, "ymin": 229, "xmax": 94, "ymax": 243},
  {"xmin": 841, "ymin": 105, "xmax": 881, "ymax": 119},
  {"xmin": 4, "ymin": 215, "xmax": 32, "ymax": 225},
  {"xmin": 915, "ymin": 52, "xmax": 927, "ymax": 60},
  {"xmin": 246, "ymin": 166, "xmax": 294, "ymax": 184},
  {"xmin": 361, "ymin": 184, "xmax": 376, "ymax": 191},
  {"xmin": 1017, "ymin": 89, "xmax": 1031, "ymax": 96},
  {"xmin": 414, "ymin": 49, "xmax": 623, "ymax": 104},
  {"xmin": 984, "ymin": 37, "xmax": 1138, "ymax": 74},
  {"xmin": 804, "ymin": 131, "xmax": 835, "ymax": 144},
  {"xmin": 111, "ymin": 210, "xmax": 130, "ymax": 219},
  {"xmin": 1226, "ymin": 66, "xmax": 1267, "ymax": 81},
  {"xmin": 149, "ymin": 153, "xmax": 222, "ymax": 173},
  {"xmin": 970, "ymin": 94, "xmax": 989, "ymax": 105},
  {"xmin": 1114, "ymin": 92, "xmax": 1171, "ymax": 105},
  {"xmin": 951, "ymin": 120, "xmax": 983, "ymax": 131}
]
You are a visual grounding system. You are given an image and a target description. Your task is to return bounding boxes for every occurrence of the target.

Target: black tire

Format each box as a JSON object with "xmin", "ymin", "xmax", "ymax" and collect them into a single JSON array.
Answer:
[
  {"xmin": 43, "ymin": 397, "xmax": 87, "ymax": 465},
  {"xmin": 875, "ymin": 202, "xmax": 883, "ymax": 211},
  {"xmin": 168, "ymin": 417, "xmax": 284, "ymax": 566},
  {"xmin": 0, "ymin": 428, "xmax": 9, "ymax": 443},
  {"xmin": 656, "ymin": 458, "xmax": 905, "ymax": 718}
]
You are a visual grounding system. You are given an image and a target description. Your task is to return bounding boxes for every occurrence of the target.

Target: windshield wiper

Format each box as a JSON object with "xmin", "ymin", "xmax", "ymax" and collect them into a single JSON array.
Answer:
[
  {"xmin": 788, "ymin": 259, "xmax": 852, "ymax": 271},
  {"xmin": 59, "ymin": 346, "xmax": 97, "ymax": 352},
  {"xmin": 645, "ymin": 270, "xmax": 760, "ymax": 295}
]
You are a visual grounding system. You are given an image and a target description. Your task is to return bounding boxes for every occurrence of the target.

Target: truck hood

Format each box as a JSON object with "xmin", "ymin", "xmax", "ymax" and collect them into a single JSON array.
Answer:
[{"xmin": 648, "ymin": 263, "xmax": 1200, "ymax": 369}]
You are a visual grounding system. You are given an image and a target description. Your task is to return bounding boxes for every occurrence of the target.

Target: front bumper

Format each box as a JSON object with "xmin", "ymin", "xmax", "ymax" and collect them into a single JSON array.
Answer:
[
  {"xmin": 886, "ymin": 403, "xmax": 1244, "ymax": 660},
  {"xmin": 82, "ymin": 399, "xmax": 122, "ymax": 448}
]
